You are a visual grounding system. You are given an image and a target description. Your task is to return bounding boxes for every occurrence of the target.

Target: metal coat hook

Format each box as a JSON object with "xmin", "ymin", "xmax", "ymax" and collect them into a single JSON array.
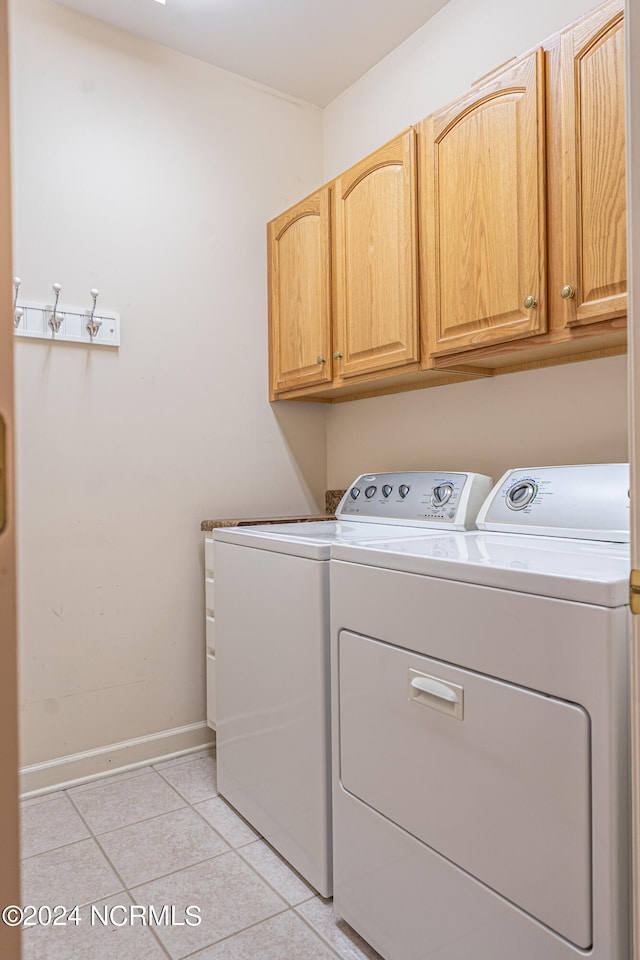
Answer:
[
  {"xmin": 12, "ymin": 277, "xmax": 23, "ymax": 329},
  {"xmin": 48, "ymin": 283, "xmax": 63, "ymax": 333},
  {"xmin": 86, "ymin": 288, "xmax": 102, "ymax": 339}
]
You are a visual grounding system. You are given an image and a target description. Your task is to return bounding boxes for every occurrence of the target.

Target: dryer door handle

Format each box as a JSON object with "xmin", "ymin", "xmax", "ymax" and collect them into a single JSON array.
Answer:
[
  {"xmin": 408, "ymin": 670, "xmax": 464, "ymax": 720},
  {"xmin": 410, "ymin": 676, "xmax": 458, "ymax": 702}
]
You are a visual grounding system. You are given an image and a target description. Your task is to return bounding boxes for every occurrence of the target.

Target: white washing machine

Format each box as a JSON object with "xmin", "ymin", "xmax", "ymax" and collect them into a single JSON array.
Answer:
[
  {"xmin": 213, "ymin": 470, "xmax": 493, "ymax": 897},
  {"xmin": 329, "ymin": 463, "xmax": 631, "ymax": 960}
]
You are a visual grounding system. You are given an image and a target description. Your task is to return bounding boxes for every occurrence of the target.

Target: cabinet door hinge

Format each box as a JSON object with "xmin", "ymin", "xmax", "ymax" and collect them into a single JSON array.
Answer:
[{"xmin": 630, "ymin": 570, "xmax": 640, "ymax": 615}]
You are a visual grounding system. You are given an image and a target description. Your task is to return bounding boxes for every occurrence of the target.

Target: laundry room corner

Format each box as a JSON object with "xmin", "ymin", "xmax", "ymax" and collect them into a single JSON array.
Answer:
[{"xmin": 9, "ymin": 0, "xmax": 327, "ymax": 786}]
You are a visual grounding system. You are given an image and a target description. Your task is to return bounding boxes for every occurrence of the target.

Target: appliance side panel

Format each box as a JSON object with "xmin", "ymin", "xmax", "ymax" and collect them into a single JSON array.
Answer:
[{"xmin": 215, "ymin": 541, "xmax": 331, "ymax": 896}]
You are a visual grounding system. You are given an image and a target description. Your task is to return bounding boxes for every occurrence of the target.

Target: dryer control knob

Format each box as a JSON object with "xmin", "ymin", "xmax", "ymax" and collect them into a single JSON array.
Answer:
[
  {"xmin": 350, "ymin": 487, "xmax": 361, "ymax": 500},
  {"xmin": 398, "ymin": 484, "xmax": 410, "ymax": 499},
  {"xmin": 382, "ymin": 484, "xmax": 393, "ymax": 498},
  {"xmin": 365, "ymin": 485, "xmax": 377, "ymax": 499},
  {"xmin": 506, "ymin": 481, "xmax": 537, "ymax": 511}
]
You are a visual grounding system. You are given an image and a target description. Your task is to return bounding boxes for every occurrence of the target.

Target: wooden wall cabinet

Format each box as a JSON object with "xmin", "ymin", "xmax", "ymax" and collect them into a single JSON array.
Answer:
[
  {"xmin": 332, "ymin": 130, "xmax": 419, "ymax": 380},
  {"xmin": 549, "ymin": 0, "xmax": 626, "ymax": 331},
  {"xmin": 419, "ymin": 49, "xmax": 547, "ymax": 358},
  {"xmin": 420, "ymin": 0, "xmax": 626, "ymax": 372},
  {"xmin": 268, "ymin": 0, "xmax": 626, "ymax": 401},
  {"xmin": 268, "ymin": 188, "xmax": 332, "ymax": 399},
  {"xmin": 268, "ymin": 127, "xmax": 468, "ymax": 403},
  {"xmin": 268, "ymin": 131, "xmax": 462, "ymax": 401}
]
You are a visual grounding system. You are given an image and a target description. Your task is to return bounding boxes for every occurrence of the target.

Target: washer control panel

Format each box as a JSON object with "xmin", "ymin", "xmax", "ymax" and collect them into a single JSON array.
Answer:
[
  {"xmin": 336, "ymin": 472, "xmax": 493, "ymax": 531},
  {"xmin": 476, "ymin": 463, "xmax": 630, "ymax": 541}
]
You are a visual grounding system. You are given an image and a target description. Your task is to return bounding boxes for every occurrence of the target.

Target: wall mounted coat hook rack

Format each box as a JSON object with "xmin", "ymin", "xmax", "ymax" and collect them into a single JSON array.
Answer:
[{"xmin": 12, "ymin": 280, "xmax": 120, "ymax": 347}]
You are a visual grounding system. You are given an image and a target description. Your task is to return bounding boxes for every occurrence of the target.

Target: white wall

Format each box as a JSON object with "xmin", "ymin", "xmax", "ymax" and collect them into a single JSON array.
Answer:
[
  {"xmin": 323, "ymin": 0, "xmax": 629, "ymax": 489},
  {"xmin": 11, "ymin": 0, "xmax": 326, "ymax": 770},
  {"xmin": 327, "ymin": 357, "xmax": 628, "ymax": 485},
  {"xmin": 324, "ymin": 0, "xmax": 601, "ymax": 177}
]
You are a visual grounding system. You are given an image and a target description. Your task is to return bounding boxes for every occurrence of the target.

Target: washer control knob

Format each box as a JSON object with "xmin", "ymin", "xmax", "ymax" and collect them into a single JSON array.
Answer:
[
  {"xmin": 382, "ymin": 484, "xmax": 393, "ymax": 498},
  {"xmin": 349, "ymin": 487, "xmax": 361, "ymax": 500},
  {"xmin": 398, "ymin": 484, "xmax": 410, "ymax": 499},
  {"xmin": 506, "ymin": 481, "xmax": 537, "ymax": 511},
  {"xmin": 365, "ymin": 485, "xmax": 377, "ymax": 499},
  {"xmin": 431, "ymin": 483, "xmax": 454, "ymax": 508}
]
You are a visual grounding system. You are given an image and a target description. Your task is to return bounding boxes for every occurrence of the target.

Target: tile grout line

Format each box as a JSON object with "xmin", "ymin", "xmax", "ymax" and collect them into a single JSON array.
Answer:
[
  {"xmin": 20, "ymin": 791, "xmax": 66, "ymax": 809},
  {"xmin": 21, "ymin": 752, "xmax": 357, "ymax": 960},
  {"xmin": 234, "ymin": 839, "xmax": 318, "ymax": 906},
  {"xmin": 122, "ymin": 846, "xmax": 293, "ymax": 960},
  {"xmin": 292, "ymin": 905, "xmax": 364, "ymax": 960},
  {"xmin": 186, "ymin": 795, "xmax": 323, "ymax": 905},
  {"xmin": 19, "ymin": 792, "xmax": 92, "ymax": 862},
  {"xmin": 66, "ymin": 787, "xmax": 175, "ymax": 960},
  {"xmin": 181, "ymin": 784, "xmax": 339, "ymax": 948},
  {"xmin": 175, "ymin": 905, "xmax": 312, "ymax": 960},
  {"xmin": 120, "ymin": 847, "xmax": 242, "ymax": 894},
  {"xmin": 132, "ymin": 781, "xmax": 319, "ymax": 957},
  {"xmin": 151, "ymin": 748, "xmax": 216, "ymax": 774},
  {"xmin": 20, "ymin": 836, "xmax": 93, "ymax": 865},
  {"xmin": 188, "ymin": 793, "xmax": 262, "ymax": 850},
  {"xmin": 66, "ymin": 770, "xmax": 299, "ymax": 958},
  {"xmin": 65, "ymin": 771, "xmax": 191, "ymax": 835},
  {"xmin": 81, "ymin": 801, "xmax": 220, "ymax": 846},
  {"xmin": 62, "ymin": 765, "xmax": 156, "ymax": 798},
  {"xmin": 181, "ymin": 790, "xmax": 349, "ymax": 957},
  {"xmin": 152, "ymin": 763, "xmax": 221, "ymax": 806},
  {"xmin": 93, "ymin": 841, "xmax": 174, "ymax": 960}
]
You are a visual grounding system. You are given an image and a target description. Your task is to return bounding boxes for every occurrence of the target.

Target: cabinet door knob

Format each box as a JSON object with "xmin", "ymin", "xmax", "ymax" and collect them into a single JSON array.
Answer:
[
  {"xmin": 523, "ymin": 295, "xmax": 537, "ymax": 309},
  {"xmin": 560, "ymin": 284, "xmax": 575, "ymax": 300},
  {"xmin": 333, "ymin": 351, "xmax": 343, "ymax": 360},
  {"xmin": 316, "ymin": 356, "xmax": 326, "ymax": 365}
]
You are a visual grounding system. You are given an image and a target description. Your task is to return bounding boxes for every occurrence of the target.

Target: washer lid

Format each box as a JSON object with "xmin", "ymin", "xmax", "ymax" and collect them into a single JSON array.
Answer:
[
  {"xmin": 213, "ymin": 519, "xmax": 451, "ymax": 560},
  {"xmin": 331, "ymin": 531, "xmax": 630, "ymax": 606}
]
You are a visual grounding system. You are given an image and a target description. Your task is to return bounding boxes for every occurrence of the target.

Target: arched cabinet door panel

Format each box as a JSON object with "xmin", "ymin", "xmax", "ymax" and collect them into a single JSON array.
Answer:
[
  {"xmin": 268, "ymin": 187, "xmax": 332, "ymax": 398},
  {"xmin": 420, "ymin": 48, "xmax": 547, "ymax": 357},
  {"xmin": 333, "ymin": 130, "xmax": 419, "ymax": 380},
  {"xmin": 552, "ymin": 0, "xmax": 626, "ymax": 329}
]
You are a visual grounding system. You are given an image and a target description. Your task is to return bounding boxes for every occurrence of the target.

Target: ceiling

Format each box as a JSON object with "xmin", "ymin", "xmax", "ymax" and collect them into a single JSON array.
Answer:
[{"xmin": 52, "ymin": 0, "xmax": 451, "ymax": 107}]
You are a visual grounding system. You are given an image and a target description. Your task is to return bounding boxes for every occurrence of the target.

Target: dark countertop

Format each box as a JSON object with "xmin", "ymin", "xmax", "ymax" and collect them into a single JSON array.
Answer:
[
  {"xmin": 200, "ymin": 490, "xmax": 346, "ymax": 533},
  {"xmin": 201, "ymin": 514, "xmax": 334, "ymax": 532}
]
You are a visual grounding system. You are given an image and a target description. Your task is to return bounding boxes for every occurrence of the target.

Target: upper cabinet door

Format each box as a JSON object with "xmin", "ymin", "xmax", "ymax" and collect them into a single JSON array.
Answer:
[
  {"xmin": 420, "ymin": 49, "xmax": 547, "ymax": 357},
  {"xmin": 333, "ymin": 130, "xmax": 419, "ymax": 380},
  {"xmin": 268, "ymin": 188, "xmax": 332, "ymax": 398},
  {"xmin": 554, "ymin": 0, "xmax": 625, "ymax": 328}
]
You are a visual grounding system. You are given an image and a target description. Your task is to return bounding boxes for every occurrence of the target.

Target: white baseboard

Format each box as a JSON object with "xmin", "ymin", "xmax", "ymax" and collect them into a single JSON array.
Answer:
[{"xmin": 20, "ymin": 722, "xmax": 215, "ymax": 799}]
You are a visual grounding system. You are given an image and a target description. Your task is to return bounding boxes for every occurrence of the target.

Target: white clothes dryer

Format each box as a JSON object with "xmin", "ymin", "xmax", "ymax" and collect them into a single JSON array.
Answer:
[
  {"xmin": 212, "ymin": 470, "xmax": 493, "ymax": 897},
  {"xmin": 329, "ymin": 463, "xmax": 631, "ymax": 960}
]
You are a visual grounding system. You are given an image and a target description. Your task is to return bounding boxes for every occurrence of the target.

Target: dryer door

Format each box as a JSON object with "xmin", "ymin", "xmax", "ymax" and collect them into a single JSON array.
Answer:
[{"xmin": 337, "ymin": 630, "xmax": 592, "ymax": 949}]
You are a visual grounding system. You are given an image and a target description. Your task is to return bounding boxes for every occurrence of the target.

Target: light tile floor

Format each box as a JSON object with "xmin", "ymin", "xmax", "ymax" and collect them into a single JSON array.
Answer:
[{"xmin": 19, "ymin": 748, "xmax": 382, "ymax": 960}]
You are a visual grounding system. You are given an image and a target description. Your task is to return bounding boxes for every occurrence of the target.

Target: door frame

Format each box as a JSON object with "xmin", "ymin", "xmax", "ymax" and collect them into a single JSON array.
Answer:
[
  {"xmin": 0, "ymin": 0, "xmax": 22, "ymax": 956},
  {"xmin": 626, "ymin": 0, "xmax": 640, "ymax": 955}
]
